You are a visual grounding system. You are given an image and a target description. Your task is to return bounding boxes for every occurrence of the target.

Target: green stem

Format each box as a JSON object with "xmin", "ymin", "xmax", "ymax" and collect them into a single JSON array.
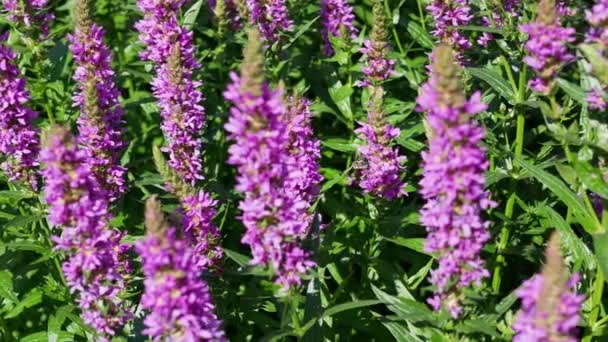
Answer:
[
  {"xmin": 492, "ymin": 192, "xmax": 516, "ymax": 293},
  {"xmin": 501, "ymin": 56, "xmax": 518, "ymax": 96},
  {"xmin": 417, "ymin": 0, "xmax": 426, "ymax": 31}
]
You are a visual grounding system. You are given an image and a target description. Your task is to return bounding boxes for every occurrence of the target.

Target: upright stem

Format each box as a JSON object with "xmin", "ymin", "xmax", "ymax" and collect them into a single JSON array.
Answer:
[{"xmin": 492, "ymin": 69, "xmax": 527, "ymax": 292}]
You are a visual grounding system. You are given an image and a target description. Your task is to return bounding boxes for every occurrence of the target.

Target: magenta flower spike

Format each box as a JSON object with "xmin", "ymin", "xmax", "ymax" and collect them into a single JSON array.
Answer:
[
  {"xmin": 355, "ymin": 0, "xmax": 395, "ymax": 87},
  {"xmin": 512, "ymin": 232, "xmax": 584, "ymax": 341},
  {"xmin": 136, "ymin": 0, "xmax": 205, "ymax": 186},
  {"xmin": 137, "ymin": 196, "xmax": 226, "ymax": 341},
  {"xmin": 69, "ymin": 0, "xmax": 127, "ymax": 202},
  {"xmin": 0, "ymin": 38, "xmax": 39, "ymax": 189},
  {"xmin": 137, "ymin": 0, "xmax": 223, "ymax": 270},
  {"xmin": 353, "ymin": 87, "xmax": 407, "ymax": 200},
  {"xmin": 416, "ymin": 45, "xmax": 496, "ymax": 318},
  {"xmin": 427, "ymin": 0, "xmax": 472, "ymax": 53},
  {"xmin": 40, "ymin": 126, "xmax": 131, "ymax": 338},
  {"xmin": 224, "ymin": 29, "xmax": 318, "ymax": 289},
  {"xmin": 520, "ymin": 0, "xmax": 576, "ymax": 94},
  {"xmin": 246, "ymin": 0, "xmax": 293, "ymax": 43},
  {"xmin": 1, "ymin": 0, "xmax": 53, "ymax": 37},
  {"xmin": 320, "ymin": 0, "xmax": 358, "ymax": 56}
]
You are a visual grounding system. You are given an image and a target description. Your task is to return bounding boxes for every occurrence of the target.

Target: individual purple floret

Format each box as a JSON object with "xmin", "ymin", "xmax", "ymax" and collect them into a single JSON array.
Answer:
[
  {"xmin": 587, "ymin": 87, "xmax": 607, "ymax": 110},
  {"xmin": 353, "ymin": 87, "xmax": 406, "ymax": 200},
  {"xmin": 355, "ymin": 0, "xmax": 395, "ymax": 87},
  {"xmin": 224, "ymin": 29, "xmax": 316, "ymax": 289},
  {"xmin": 0, "ymin": 38, "xmax": 39, "ymax": 189},
  {"xmin": 512, "ymin": 232, "xmax": 584, "ymax": 342},
  {"xmin": 137, "ymin": 0, "xmax": 206, "ymax": 186},
  {"xmin": 427, "ymin": 0, "xmax": 472, "ymax": 52},
  {"xmin": 1, "ymin": 0, "xmax": 53, "ymax": 38},
  {"xmin": 246, "ymin": 0, "xmax": 293, "ymax": 43},
  {"xmin": 40, "ymin": 126, "xmax": 131, "ymax": 339},
  {"xmin": 320, "ymin": 0, "xmax": 358, "ymax": 56},
  {"xmin": 137, "ymin": 196, "xmax": 226, "ymax": 341},
  {"xmin": 520, "ymin": 0, "xmax": 576, "ymax": 95},
  {"xmin": 181, "ymin": 190, "xmax": 224, "ymax": 269},
  {"xmin": 416, "ymin": 45, "xmax": 496, "ymax": 318},
  {"xmin": 69, "ymin": 0, "xmax": 127, "ymax": 202}
]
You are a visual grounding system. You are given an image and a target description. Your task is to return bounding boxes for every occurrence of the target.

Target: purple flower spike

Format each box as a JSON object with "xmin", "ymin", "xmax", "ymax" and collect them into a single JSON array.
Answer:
[
  {"xmin": 586, "ymin": 0, "xmax": 608, "ymax": 47},
  {"xmin": 320, "ymin": 0, "xmax": 358, "ymax": 56},
  {"xmin": 69, "ymin": 1, "xmax": 127, "ymax": 202},
  {"xmin": 224, "ymin": 30, "xmax": 317, "ymax": 289},
  {"xmin": 427, "ymin": 0, "xmax": 472, "ymax": 52},
  {"xmin": 247, "ymin": 0, "xmax": 293, "ymax": 43},
  {"xmin": 355, "ymin": 0, "xmax": 395, "ymax": 87},
  {"xmin": 181, "ymin": 190, "xmax": 224, "ymax": 269},
  {"xmin": 353, "ymin": 87, "xmax": 407, "ymax": 200},
  {"xmin": 0, "ymin": 39, "xmax": 39, "ymax": 189},
  {"xmin": 285, "ymin": 95, "xmax": 323, "ymax": 205},
  {"xmin": 1, "ymin": 0, "xmax": 54, "ymax": 38},
  {"xmin": 513, "ymin": 232, "xmax": 585, "ymax": 342},
  {"xmin": 520, "ymin": 0, "xmax": 576, "ymax": 95},
  {"xmin": 137, "ymin": 196, "xmax": 226, "ymax": 341},
  {"xmin": 137, "ymin": 0, "xmax": 206, "ymax": 186},
  {"xmin": 40, "ymin": 126, "xmax": 131, "ymax": 338},
  {"xmin": 416, "ymin": 45, "xmax": 496, "ymax": 318}
]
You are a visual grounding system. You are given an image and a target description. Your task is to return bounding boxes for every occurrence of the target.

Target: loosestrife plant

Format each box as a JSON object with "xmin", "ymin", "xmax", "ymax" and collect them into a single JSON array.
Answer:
[{"xmin": 0, "ymin": 0, "xmax": 606, "ymax": 340}]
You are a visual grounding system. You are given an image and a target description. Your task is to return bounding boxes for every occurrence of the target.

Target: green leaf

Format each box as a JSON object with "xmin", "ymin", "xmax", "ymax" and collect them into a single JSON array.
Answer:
[
  {"xmin": 383, "ymin": 237, "xmax": 432, "ymax": 257},
  {"xmin": 0, "ymin": 270, "xmax": 18, "ymax": 303},
  {"xmin": 0, "ymin": 190, "xmax": 35, "ymax": 202},
  {"xmin": 515, "ymin": 157, "xmax": 600, "ymax": 234},
  {"xmin": 4, "ymin": 215, "xmax": 45, "ymax": 229},
  {"xmin": 48, "ymin": 306, "xmax": 73, "ymax": 342},
  {"xmin": 406, "ymin": 21, "xmax": 434, "ymax": 49},
  {"xmin": 322, "ymin": 138, "xmax": 357, "ymax": 153},
  {"xmin": 573, "ymin": 160, "xmax": 608, "ymax": 199},
  {"xmin": 4, "ymin": 241, "xmax": 50, "ymax": 255},
  {"xmin": 468, "ymin": 67, "xmax": 516, "ymax": 103},
  {"xmin": 224, "ymin": 248, "xmax": 250, "ymax": 267},
  {"xmin": 593, "ymin": 232, "xmax": 608, "ymax": 284},
  {"xmin": 328, "ymin": 83, "xmax": 353, "ymax": 122},
  {"xmin": 580, "ymin": 44, "xmax": 608, "ymax": 84},
  {"xmin": 457, "ymin": 25, "xmax": 504, "ymax": 34},
  {"xmin": 20, "ymin": 331, "xmax": 74, "ymax": 342},
  {"xmin": 321, "ymin": 299, "xmax": 382, "ymax": 318},
  {"xmin": 371, "ymin": 286, "xmax": 435, "ymax": 324},
  {"xmin": 182, "ymin": 0, "xmax": 203, "ymax": 30},
  {"xmin": 556, "ymin": 78, "xmax": 587, "ymax": 105},
  {"xmin": 5, "ymin": 288, "xmax": 43, "ymax": 319}
]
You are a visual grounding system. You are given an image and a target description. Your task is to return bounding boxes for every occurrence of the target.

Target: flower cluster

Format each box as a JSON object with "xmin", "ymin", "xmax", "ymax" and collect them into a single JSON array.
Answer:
[
  {"xmin": 1, "ymin": 0, "xmax": 53, "ymax": 38},
  {"xmin": 520, "ymin": 0, "xmax": 576, "ymax": 94},
  {"xmin": 181, "ymin": 190, "xmax": 224, "ymax": 269},
  {"xmin": 416, "ymin": 45, "xmax": 495, "ymax": 318},
  {"xmin": 353, "ymin": 87, "xmax": 406, "ymax": 200},
  {"xmin": 246, "ymin": 0, "xmax": 293, "ymax": 43},
  {"xmin": 224, "ymin": 30, "xmax": 316, "ymax": 288},
  {"xmin": 355, "ymin": 0, "xmax": 395, "ymax": 87},
  {"xmin": 69, "ymin": 1, "xmax": 127, "ymax": 201},
  {"xmin": 0, "ymin": 39, "xmax": 39, "ymax": 188},
  {"xmin": 320, "ymin": 0, "xmax": 358, "ymax": 56},
  {"xmin": 137, "ymin": 196, "xmax": 226, "ymax": 341},
  {"xmin": 428, "ymin": 0, "xmax": 472, "ymax": 52},
  {"xmin": 477, "ymin": 0, "xmax": 521, "ymax": 46},
  {"xmin": 41, "ymin": 126, "xmax": 131, "ymax": 338},
  {"xmin": 285, "ymin": 95, "xmax": 323, "ymax": 205},
  {"xmin": 137, "ymin": 0, "xmax": 206, "ymax": 186},
  {"xmin": 586, "ymin": 0, "xmax": 608, "ymax": 47},
  {"xmin": 512, "ymin": 232, "xmax": 584, "ymax": 341}
]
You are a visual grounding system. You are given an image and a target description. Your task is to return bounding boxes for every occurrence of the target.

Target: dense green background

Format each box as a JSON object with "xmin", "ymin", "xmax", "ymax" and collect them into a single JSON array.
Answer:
[{"xmin": 1, "ymin": 0, "xmax": 608, "ymax": 340}]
